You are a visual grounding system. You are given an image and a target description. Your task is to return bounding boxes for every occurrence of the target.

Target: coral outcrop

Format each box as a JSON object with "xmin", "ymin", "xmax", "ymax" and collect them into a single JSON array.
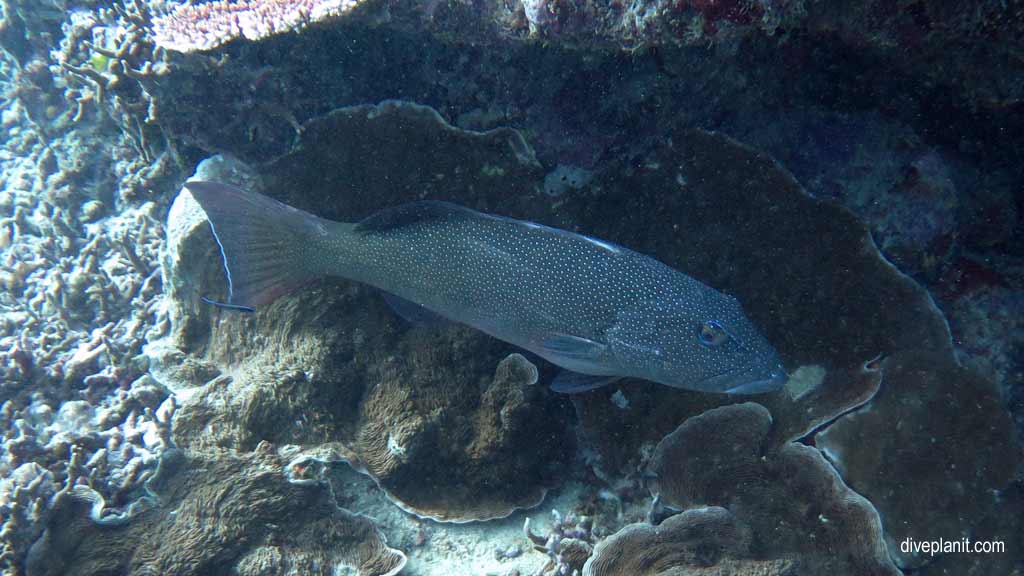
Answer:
[
  {"xmin": 150, "ymin": 105, "xmax": 572, "ymax": 522},
  {"xmin": 569, "ymin": 127, "xmax": 945, "ymax": 475},
  {"xmin": 25, "ymin": 444, "xmax": 406, "ymax": 576},
  {"xmin": 152, "ymin": 0, "xmax": 374, "ymax": 53},
  {"xmin": 817, "ymin": 350, "xmax": 1022, "ymax": 568},
  {"xmin": 154, "ymin": 103, "xmax": 1020, "ymax": 559},
  {"xmin": 144, "ymin": 0, "xmax": 1024, "ymax": 122},
  {"xmin": 642, "ymin": 403, "xmax": 899, "ymax": 576},
  {"xmin": 564, "ymin": 129, "xmax": 1020, "ymax": 568},
  {"xmin": 4, "ymin": 0, "xmax": 1021, "ymax": 571},
  {"xmin": 583, "ymin": 507, "xmax": 792, "ymax": 576}
]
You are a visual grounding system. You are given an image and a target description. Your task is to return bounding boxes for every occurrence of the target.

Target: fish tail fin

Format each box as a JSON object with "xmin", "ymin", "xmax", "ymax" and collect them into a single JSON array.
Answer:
[{"xmin": 184, "ymin": 181, "xmax": 328, "ymax": 311}]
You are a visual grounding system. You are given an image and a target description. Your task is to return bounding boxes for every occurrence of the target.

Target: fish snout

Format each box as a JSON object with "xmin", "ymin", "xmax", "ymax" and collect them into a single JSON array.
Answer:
[{"xmin": 723, "ymin": 363, "xmax": 788, "ymax": 395}]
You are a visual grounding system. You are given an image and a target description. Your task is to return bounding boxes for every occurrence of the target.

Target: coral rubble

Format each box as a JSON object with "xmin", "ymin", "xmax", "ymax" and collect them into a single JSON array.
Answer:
[{"xmin": 524, "ymin": 509, "xmax": 596, "ymax": 575}]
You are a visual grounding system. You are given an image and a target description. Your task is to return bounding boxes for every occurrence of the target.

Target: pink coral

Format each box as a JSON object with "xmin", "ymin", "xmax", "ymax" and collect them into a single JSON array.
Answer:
[{"xmin": 152, "ymin": 0, "xmax": 367, "ymax": 53}]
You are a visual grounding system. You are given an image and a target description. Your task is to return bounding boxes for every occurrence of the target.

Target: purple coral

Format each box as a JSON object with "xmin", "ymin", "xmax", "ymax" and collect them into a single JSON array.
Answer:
[
  {"xmin": 524, "ymin": 509, "xmax": 596, "ymax": 575},
  {"xmin": 152, "ymin": 0, "xmax": 370, "ymax": 53}
]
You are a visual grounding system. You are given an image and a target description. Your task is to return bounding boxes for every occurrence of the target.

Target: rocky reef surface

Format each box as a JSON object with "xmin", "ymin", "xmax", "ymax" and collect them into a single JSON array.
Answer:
[{"xmin": 1, "ymin": 0, "xmax": 1022, "ymax": 575}]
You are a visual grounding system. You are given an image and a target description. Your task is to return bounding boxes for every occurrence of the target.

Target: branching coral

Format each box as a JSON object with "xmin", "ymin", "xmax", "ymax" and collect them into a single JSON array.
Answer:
[
  {"xmin": 0, "ymin": 461, "xmax": 57, "ymax": 571},
  {"xmin": 0, "ymin": 64, "xmax": 178, "ymax": 569},
  {"xmin": 0, "ymin": 201, "xmax": 166, "ymax": 391},
  {"xmin": 524, "ymin": 509, "xmax": 596, "ymax": 575},
  {"xmin": 0, "ymin": 5, "xmax": 186, "ymax": 572},
  {"xmin": 0, "ymin": 390, "xmax": 175, "ymax": 572},
  {"xmin": 53, "ymin": 0, "xmax": 172, "ymax": 161}
]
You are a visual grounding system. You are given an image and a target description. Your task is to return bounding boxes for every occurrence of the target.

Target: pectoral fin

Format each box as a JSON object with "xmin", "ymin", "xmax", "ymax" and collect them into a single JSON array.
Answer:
[
  {"xmin": 550, "ymin": 371, "xmax": 621, "ymax": 394},
  {"xmin": 539, "ymin": 333, "xmax": 616, "ymax": 382},
  {"xmin": 541, "ymin": 333, "xmax": 608, "ymax": 360}
]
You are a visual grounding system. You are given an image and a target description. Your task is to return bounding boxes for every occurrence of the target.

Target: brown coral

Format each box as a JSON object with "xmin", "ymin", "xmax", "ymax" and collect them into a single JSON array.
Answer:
[
  {"xmin": 817, "ymin": 350, "xmax": 1022, "ymax": 568},
  {"xmin": 352, "ymin": 346, "xmax": 566, "ymax": 521},
  {"xmin": 157, "ymin": 103, "xmax": 1018, "ymax": 558},
  {"xmin": 555, "ymin": 128, "xmax": 1018, "ymax": 568},
  {"xmin": 646, "ymin": 403, "xmax": 899, "ymax": 576},
  {"xmin": 583, "ymin": 507, "xmax": 792, "ymax": 576},
  {"xmin": 568, "ymin": 127, "xmax": 941, "ymax": 477},
  {"xmin": 26, "ymin": 445, "xmax": 406, "ymax": 576},
  {"xmin": 163, "ymin": 284, "xmax": 573, "ymax": 522}
]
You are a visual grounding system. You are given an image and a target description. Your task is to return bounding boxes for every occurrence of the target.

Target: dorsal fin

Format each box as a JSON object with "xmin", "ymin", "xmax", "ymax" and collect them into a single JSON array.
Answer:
[{"xmin": 355, "ymin": 201, "xmax": 478, "ymax": 233}]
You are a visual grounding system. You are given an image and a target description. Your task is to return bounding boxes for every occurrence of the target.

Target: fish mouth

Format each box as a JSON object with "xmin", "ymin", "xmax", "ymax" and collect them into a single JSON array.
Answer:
[
  {"xmin": 723, "ymin": 372, "xmax": 787, "ymax": 394},
  {"xmin": 689, "ymin": 362, "xmax": 788, "ymax": 395}
]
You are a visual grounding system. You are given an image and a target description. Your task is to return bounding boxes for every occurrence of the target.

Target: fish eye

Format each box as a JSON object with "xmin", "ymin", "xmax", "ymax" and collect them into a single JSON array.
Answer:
[{"xmin": 697, "ymin": 320, "xmax": 730, "ymax": 347}]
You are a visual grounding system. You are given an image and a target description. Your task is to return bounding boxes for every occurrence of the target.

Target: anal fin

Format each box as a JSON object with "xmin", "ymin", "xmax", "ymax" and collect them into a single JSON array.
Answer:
[{"xmin": 382, "ymin": 292, "xmax": 449, "ymax": 326}]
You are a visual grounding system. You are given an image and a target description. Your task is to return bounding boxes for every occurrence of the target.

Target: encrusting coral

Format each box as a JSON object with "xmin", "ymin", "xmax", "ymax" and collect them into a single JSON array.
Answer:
[
  {"xmin": 641, "ymin": 403, "xmax": 900, "ymax": 576},
  {"xmin": 350, "ymin": 347, "xmax": 568, "ymax": 521},
  {"xmin": 568, "ymin": 126, "xmax": 946, "ymax": 472},
  {"xmin": 559, "ymin": 128, "xmax": 1020, "ymax": 565},
  {"xmin": 817, "ymin": 350, "xmax": 1022, "ymax": 568},
  {"xmin": 25, "ymin": 444, "xmax": 406, "ymax": 576},
  {"xmin": 152, "ymin": 0, "xmax": 373, "ymax": 53},
  {"xmin": 583, "ymin": 506, "xmax": 793, "ymax": 576},
  {"xmin": 160, "ymin": 292, "xmax": 573, "ymax": 522}
]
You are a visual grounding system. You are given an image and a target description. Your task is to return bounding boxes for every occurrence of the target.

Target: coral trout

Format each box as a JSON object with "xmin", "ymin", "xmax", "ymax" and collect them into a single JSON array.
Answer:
[{"xmin": 185, "ymin": 181, "xmax": 786, "ymax": 394}]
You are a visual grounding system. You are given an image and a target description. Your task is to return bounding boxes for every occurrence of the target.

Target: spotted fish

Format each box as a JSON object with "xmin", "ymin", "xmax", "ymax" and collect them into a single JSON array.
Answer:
[{"xmin": 184, "ymin": 181, "xmax": 787, "ymax": 394}]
